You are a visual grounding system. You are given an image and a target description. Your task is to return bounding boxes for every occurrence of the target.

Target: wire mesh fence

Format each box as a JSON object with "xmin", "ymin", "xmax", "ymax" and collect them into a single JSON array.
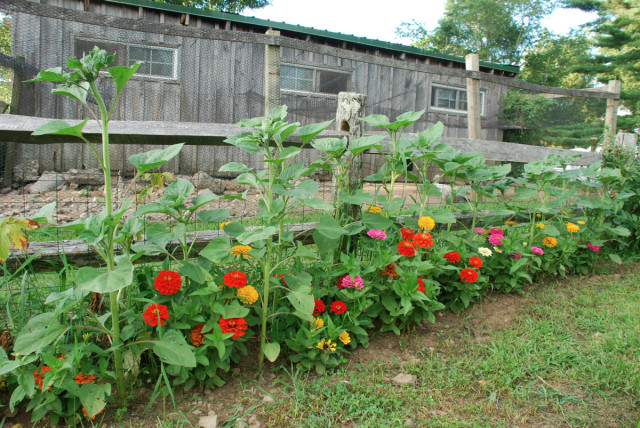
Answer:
[{"xmin": 0, "ymin": 1, "xmax": 616, "ymax": 322}]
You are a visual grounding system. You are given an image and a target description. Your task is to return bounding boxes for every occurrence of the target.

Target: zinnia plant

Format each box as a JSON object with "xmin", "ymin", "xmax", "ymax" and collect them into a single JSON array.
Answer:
[
  {"xmin": 460, "ymin": 269, "xmax": 479, "ymax": 283},
  {"xmin": 143, "ymin": 304, "xmax": 170, "ymax": 327},
  {"xmin": 330, "ymin": 300, "xmax": 347, "ymax": 315},
  {"xmin": 219, "ymin": 317, "xmax": 248, "ymax": 339},
  {"xmin": 443, "ymin": 251, "xmax": 461, "ymax": 264}
]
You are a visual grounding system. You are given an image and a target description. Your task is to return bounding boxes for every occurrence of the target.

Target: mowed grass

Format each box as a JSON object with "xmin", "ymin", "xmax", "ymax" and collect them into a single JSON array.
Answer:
[{"xmin": 258, "ymin": 266, "xmax": 640, "ymax": 427}]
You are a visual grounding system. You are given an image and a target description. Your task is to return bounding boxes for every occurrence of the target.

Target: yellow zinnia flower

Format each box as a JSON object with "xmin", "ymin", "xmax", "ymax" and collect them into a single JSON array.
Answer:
[
  {"xmin": 219, "ymin": 222, "xmax": 230, "ymax": 230},
  {"xmin": 536, "ymin": 223, "xmax": 545, "ymax": 229},
  {"xmin": 418, "ymin": 216, "xmax": 436, "ymax": 231},
  {"xmin": 230, "ymin": 244, "xmax": 252, "ymax": 258},
  {"xmin": 338, "ymin": 331, "xmax": 351, "ymax": 345},
  {"xmin": 367, "ymin": 205, "xmax": 382, "ymax": 214},
  {"xmin": 566, "ymin": 222, "xmax": 580, "ymax": 233},
  {"xmin": 317, "ymin": 339, "xmax": 337, "ymax": 352},
  {"xmin": 311, "ymin": 317, "xmax": 324, "ymax": 330},
  {"xmin": 237, "ymin": 285, "xmax": 259, "ymax": 304},
  {"xmin": 543, "ymin": 236, "xmax": 558, "ymax": 248}
]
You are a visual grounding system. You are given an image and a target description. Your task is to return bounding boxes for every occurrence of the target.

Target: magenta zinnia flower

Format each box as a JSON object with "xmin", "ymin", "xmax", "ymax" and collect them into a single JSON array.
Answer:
[
  {"xmin": 587, "ymin": 243, "xmax": 600, "ymax": 252},
  {"xmin": 367, "ymin": 229, "xmax": 387, "ymax": 240},
  {"xmin": 488, "ymin": 234, "xmax": 504, "ymax": 246},
  {"xmin": 531, "ymin": 246, "xmax": 544, "ymax": 255},
  {"xmin": 340, "ymin": 274, "xmax": 364, "ymax": 290},
  {"xmin": 511, "ymin": 252, "xmax": 521, "ymax": 261},
  {"xmin": 474, "ymin": 228, "xmax": 486, "ymax": 235},
  {"xmin": 489, "ymin": 228, "xmax": 504, "ymax": 235}
]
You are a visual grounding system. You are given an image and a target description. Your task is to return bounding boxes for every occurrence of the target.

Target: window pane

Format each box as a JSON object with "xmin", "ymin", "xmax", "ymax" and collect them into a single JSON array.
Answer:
[
  {"xmin": 152, "ymin": 49, "xmax": 174, "ymax": 64},
  {"xmin": 129, "ymin": 46, "xmax": 151, "ymax": 62},
  {"xmin": 151, "ymin": 63, "xmax": 173, "ymax": 77},
  {"xmin": 281, "ymin": 65, "xmax": 314, "ymax": 91},
  {"xmin": 135, "ymin": 62, "xmax": 151, "ymax": 75},
  {"xmin": 436, "ymin": 88, "xmax": 456, "ymax": 109},
  {"xmin": 458, "ymin": 90, "xmax": 467, "ymax": 111},
  {"xmin": 319, "ymin": 71, "xmax": 349, "ymax": 94}
]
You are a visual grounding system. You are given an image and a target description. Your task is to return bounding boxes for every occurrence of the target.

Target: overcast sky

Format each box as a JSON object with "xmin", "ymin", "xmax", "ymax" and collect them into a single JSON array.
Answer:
[{"xmin": 242, "ymin": 0, "xmax": 598, "ymax": 45}]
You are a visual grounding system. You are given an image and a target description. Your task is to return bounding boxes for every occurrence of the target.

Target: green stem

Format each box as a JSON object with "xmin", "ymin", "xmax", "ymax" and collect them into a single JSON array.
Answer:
[
  {"xmin": 258, "ymin": 241, "xmax": 273, "ymax": 376},
  {"xmin": 90, "ymin": 80, "xmax": 125, "ymax": 406}
]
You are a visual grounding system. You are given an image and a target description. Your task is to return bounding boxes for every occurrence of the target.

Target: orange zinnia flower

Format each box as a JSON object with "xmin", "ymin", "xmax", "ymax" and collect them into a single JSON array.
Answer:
[
  {"xmin": 414, "ymin": 232, "xmax": 434, "ymax": 249},
  {"xmin": 74, "ymin": 373, "xmax": 96, "ymax": 385},
  {"xmin": 380, "ymin": 262, "xmax": 398, "ymax": 277}
]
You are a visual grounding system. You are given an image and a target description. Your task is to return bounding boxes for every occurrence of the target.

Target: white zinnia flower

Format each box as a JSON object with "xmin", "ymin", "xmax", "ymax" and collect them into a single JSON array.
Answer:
[{"xmin": 478, "ymin": 247, "xmax": 493, "ymax": 257}]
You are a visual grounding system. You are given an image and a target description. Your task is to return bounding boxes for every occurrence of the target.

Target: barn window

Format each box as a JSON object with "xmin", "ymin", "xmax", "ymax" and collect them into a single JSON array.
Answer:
[
  {"xmin": 281, "ymin": 64, "xmax": 350, "ymax": 94},
  {"xmin": 431, "ymin": 85, "xmax": 485, "ymax": 114},
  {"xmin": 74, "ymin": 38, "xmax": 176, "ymax": 79}
]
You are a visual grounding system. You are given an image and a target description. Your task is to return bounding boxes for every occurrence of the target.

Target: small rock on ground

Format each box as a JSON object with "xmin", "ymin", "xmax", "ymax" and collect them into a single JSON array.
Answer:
[
  {"xmin": 392, "ymin": 373, "xmax": 417, "ymax": 385},
  {"xmin": 197, "ymin": 410, "xmax": 218, "ymax": 428}
]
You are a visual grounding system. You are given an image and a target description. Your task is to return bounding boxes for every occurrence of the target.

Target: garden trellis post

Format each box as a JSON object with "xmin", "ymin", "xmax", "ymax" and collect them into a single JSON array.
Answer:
[
  {"xmin": 336, "ymin": 91, "xmax": 366, "ymax": 220},
  {"xmin": 264, "ymin": 28, "xmax": 281, "ymax": 113},
  {"xmin": 604, "ymin": 79, "xmax": 621, "ymax": 147},
  {"xmin": 465, "ymin": 53, "xmax": 482, "ymax": 140}
]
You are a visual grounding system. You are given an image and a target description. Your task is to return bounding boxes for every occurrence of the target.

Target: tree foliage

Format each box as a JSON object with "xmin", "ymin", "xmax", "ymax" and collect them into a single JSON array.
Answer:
[
  {"xmin": 566, "ymin": 0, "xmax": 640, "ymax": 116},
  {"xmin": 396, "ymin": 0, "xmax": 556, "ymax": 64},
  {"xmin": 152, "ymin": 0, "xmax": 269, "ymax": 13}
]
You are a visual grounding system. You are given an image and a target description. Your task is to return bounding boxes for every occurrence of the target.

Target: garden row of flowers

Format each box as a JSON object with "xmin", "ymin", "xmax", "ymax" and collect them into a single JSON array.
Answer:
[{"xmin": 0, "ymin": 48, "xmax": 637, "ymax": 425}]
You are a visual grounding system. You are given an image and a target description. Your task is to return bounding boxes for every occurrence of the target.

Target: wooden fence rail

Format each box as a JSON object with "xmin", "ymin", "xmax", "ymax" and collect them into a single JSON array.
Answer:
[{"xmin": 0, "ymin": 114, "xmax": 602, "ymax": 166}]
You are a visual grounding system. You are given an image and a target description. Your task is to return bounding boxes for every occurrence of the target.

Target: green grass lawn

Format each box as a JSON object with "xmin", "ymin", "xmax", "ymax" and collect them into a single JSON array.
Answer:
[{"xmin": 256, "ymin": 265, "xmax": 640, "ymax": 427}]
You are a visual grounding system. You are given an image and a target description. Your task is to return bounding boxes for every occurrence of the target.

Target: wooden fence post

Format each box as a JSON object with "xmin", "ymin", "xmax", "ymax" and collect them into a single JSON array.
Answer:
[
  {"xmin": 2, "ymin": 56, "xmax": 24, "ymax": 187},
  {"xmin": 335, "ymin": 92, "xmax": 366, "ymax": 219},
  {"xmin": 264, "ymin": 29, "xmax": 281, "ymax": 114},
  {"xmin": 604, "ymin": 79, "xmax": 621, "ymax": 146},
  {"xmin": 465, "ymin": 53, "xmax": 482, "ymax": 140}
]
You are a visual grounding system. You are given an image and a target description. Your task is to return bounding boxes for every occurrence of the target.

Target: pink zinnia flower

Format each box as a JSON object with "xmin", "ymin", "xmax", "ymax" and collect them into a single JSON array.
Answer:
[
  {"xmin": 511, "ymin": 252, "xmax": 521, "ymax": 261},
  {"xmin": 340, "ymin": 275, "xmax": 364, "ymax": 290},
  {"xmin": 587, "ymin": 243, "xmax": 600, "ymax": 252},
  {"xmin": 531, "ymin": 247, "xmax": 544, "ymax": 255},
  {"xmin": 489, "ymin": 228, "xmax": 504, "ymax": 235},
  {"xmin": 367, "ymin": 229, "xmax": 387, "ymax": 240},
  {"xmin": 488, "ymin": 234, "xmax": 504, "ymax": 246},
  {"xmin": 474, "ymin": 228, "xmax": 486, "ymax": 235}
]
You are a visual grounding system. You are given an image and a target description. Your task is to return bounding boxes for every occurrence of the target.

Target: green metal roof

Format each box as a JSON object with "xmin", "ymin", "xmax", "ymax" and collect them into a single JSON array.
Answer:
[{"xmin": 103, "ymin": 0, "xmax": 520, "ymax": 74}]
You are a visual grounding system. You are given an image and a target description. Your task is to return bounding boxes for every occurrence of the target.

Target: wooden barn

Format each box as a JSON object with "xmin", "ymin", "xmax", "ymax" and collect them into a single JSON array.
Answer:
[{"xmin": 3, "ymin": 0, "xmax": 519, "ymax": 175}]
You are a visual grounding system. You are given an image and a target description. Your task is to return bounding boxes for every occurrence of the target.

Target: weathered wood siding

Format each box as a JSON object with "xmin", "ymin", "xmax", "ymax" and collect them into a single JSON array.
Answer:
[{"xmin": 11, "ymin": 0, "xmax": 508, "ymax": 175}]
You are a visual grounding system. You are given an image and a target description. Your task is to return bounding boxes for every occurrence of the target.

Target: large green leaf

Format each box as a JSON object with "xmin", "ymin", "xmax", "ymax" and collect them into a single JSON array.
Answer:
[
  {"xmin": 108, "ymin": 63, "xmax": 141, "ymax": 97},
  {"xmin": 311, "ymin": 138, "xmax": 348, "ymax": 156},
  {"xmin": 197, "ymin": 209, "xmax": 230, "ymax": 223},
  {"xmin": 235, "ymin": 226, "xmax": 278, "ymax": 245},
  {"xmin": 287, "ymin": 290, "xmax": 314, "ymax": 322},
  {"xmin": 199, "ymin": 236, "xmax": 232, "ymax": 264},
  {"xmin": 129, "ymin": 143, "xmax": 184, "ymax": 174},
  {"xmin": 152, "ymin": 330, "xmax": 196, "ymax": 367},
  {"xmin": 219, "ymin": 162, "xmax": 252, "ymax": 173},
  {"xmin": 76, "ymin": 262, "xmax": 133, "ymax": 293},
  {"xmin": 80, "ymin": 383, "xmax": 111, "ymax": 418},
  {"xmin": 264, "ymin": 342, "xmax": 281, "ymax": 362},
  {"xmin": 298, "ymin": 120, "xmax": 333, "ymax": 144},
  {"xmin": 13, "ymin": 313, "xmax": 67, "ymax": 355},
  {"xmin": 315, "ymin": 215, "xmax": 347, "ymax": 240},
  {"xmin": 52, "ymin": 82, "xmax": 90, "ymax": 105},
  {"xmin": 26, "ymin": 67, "xmax": 67, "ymax": 82},
  {"xmin": 32, "ymin": 120, "xmax": 89, "ymax": 139},
  {"xmin": 361, "ymin": 211, "xmax": 393, "ymax": 230},
  {"xmin": 347, "ymin": 135, "xmax": 385, "ymax": 156}
]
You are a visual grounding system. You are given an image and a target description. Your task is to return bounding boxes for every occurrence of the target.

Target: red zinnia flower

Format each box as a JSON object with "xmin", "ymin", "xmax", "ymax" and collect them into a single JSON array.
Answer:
[
  {"xmin": 413, "ymin": 232, "xmax": 434, "ymax": 249},
  {"xmin": 313, "ymin": 298, "xmax": 326, "ymax": 316},
  {"xmin": 219, "ymin": 317, "xmax": 248, "ymax": 339},
  {"xmin": 380, "ymin": 262, "xmax": 398, "ymax": 277},
  {"xmin": 460, "ymin": 269, "xmax": 479, "ymax": 283},
  {"xmin": 223, "ymin": 271, "xmax": 248, "ymax": 289},
  {"xmin": 142, "ymin": 303, "xmax": 170, "ymax": 327},
  {"xmin": 34, "ymin": 366, "xmax": 52, "ymax": 390},
  {"xmin": 153, "ymin": 270, "xmax": 182, "ymax": 295},
  {"xmin": 330, "ymin": 300, "xmax": 347, "ymax": 315},
  {"xmin": 74, "ymin": 373, "xmax": 96, "ymax": 385},
  {"xmin": 397, "ymin": 239, "xmax": 417, "ymax": 257},
  {"xmin": 443, "ymin": 251, "xmax": 461, "ymax": 264},
  {"xmin": 337, "ymin": 274, "xmax": 348, "ymax": 289},
  {"xmin": 469, "ymin": 256, "xmax": 482, "ymax": 269},
  {"xmin": 417, "ymin": 277, "xmax": 425, "ymax": 293},
  {"xmin": 400, "ymin": 228, "xmax": 415, "ymax": 240}
]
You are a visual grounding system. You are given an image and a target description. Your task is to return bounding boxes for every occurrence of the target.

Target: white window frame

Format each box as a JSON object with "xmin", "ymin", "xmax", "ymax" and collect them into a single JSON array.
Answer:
[
  {"xmin": 430, "ymin": 84, "xmax": 485, "ymax": 115},
  {"xmin": 74, "ymin": 37, "xmax": 178, "ymax": 80},
  {"xmin": 280, "ymin": 64, "xmax": 351, "ymax": 95}
]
